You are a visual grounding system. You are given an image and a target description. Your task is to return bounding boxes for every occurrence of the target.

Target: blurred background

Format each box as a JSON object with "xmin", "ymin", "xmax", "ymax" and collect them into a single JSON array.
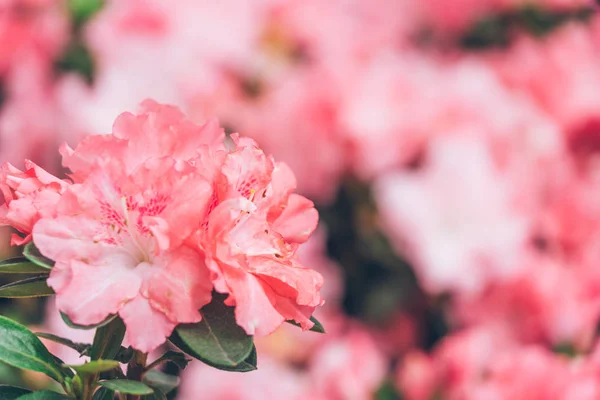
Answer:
[{"xmin": 2, "ymin": 0, "xmax": 600, "ymax": 398}]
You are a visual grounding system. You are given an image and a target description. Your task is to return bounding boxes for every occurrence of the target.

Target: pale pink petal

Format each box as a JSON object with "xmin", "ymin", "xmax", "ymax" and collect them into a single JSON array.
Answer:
[
  {"xmin": 224, "ymin": 267, "xmax": 285, "ymax": 337},
  {"xmin": 271, "ymin": 194, "xmax": 319, "ymax": 244},
  {"xmin": 144, "ymin": 246, "xmax": 213, "ymax": 323},
  {"xmin": 249, "ymin": 257, "xmax": 324, "ymax": 307},
  {"xmin": 119, "ymin": 295, "xmax": 176, "ymax": 353},
  {"xmin": 52, "ymin": 259, "xmax": 141, "ymax": 326}
]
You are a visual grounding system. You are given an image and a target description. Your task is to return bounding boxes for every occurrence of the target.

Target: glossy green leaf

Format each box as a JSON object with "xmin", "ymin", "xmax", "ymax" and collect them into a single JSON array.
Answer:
[
  {"xmin": 92, "ymin": 387, "xmax": 114, "ymax": 400},
  {"xmin": 97, "ymin": 380, "xmax": 153, "ymax": 395},
  {"xmin": 143, "ymin": 370, "xmax": 180, "ymax": 395},
  {"xmin": 142, "ymin": 391, "xmax": 166, "ymax": 400},
  {"xmin": 91, "ymin": 317, "xmax": 125, "ymax": 360},
  {"xmin": 61, "ymin": 312, "xmax": 117, "ymax": 330},
  {"xmin": 0, "ymin": 385, "xmax": 31, "ymax": 399},
  {"xmin": 286, "ymin": 316, "xmax": 326, "ymax": 333},
  {"xmin": 17, "ymin": 391, "xmax": 70, "ymax": 400},
  {"xmin": 201, "ymin": 345, "xmax": 257, "ymax": 372},
  {"xmin": 64, "ymin": 360, "xmax": 120, "ymax": 374},
  {"xmin": 0, "ymin": 276, "xmax": 54, "ymax": 298},
  {"xmin": 22, "ymin": 243, "xmax": 54, "ymax": 270},
  {"xmin": 169, "ymin": 294, "xmax": 253, "ymax": 369},
  {"xmin": 0, "ymin": 316, "xmax": 63, "ymax": 382},
  {"xmin": 35, "ymin": 333, "xmax": 90, "ymax": 356},
  {"xmin": 146, "ymin": 351, "xmax": 189, "ymax": 371},
  {"xmin": 0, "ymin": 258, "xmax": 50, "ymax": 274}
]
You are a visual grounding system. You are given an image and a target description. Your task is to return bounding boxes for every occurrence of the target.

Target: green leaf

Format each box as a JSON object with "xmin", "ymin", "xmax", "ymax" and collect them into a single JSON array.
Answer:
[
  {"xmin": 91, "ymin": 317, "xmax": 125, "ymax": 360},
  {"xmin": 17, "ymin": 391, "xmax": 70, "ymax": 400},
  {"xmin": 201, "ymin": 345, "xmax": 257, "ymax": 373},
  {"xmin": 92, "ymin": 387, "xmax": 114, "ymax": 400},
  {"xmin": 169, "ymin": 294, "xmax": 254, "ymax": 369},
  {"xmin": 0, "ymin": 276, "xmax": 54, "ymax": 298},
  {"xmin": 142, "ymin": 370, "xmax": 179, "ymax": 394},
  {"xmin": 286, "ymin": 316, "xmax": 326, "ymax": 333},
  {"xmin": 22, "ymin": 243, "xmax": 54, "ymax": 270},
  {"xmin": 142, "ymin": 391, "xmax": 166, "ymax": 400},
  {"xmin": 97, "ymin": 380, "xmax": 153, "ymax": 395},
  {"xmin": 0, "ymin": 316, "xmax": 64, "ymax": 382},
  {"xmin": 0, "ymin": 385, "xmax": 31, "ymax": 399},
  {"xmin": 64, "ymin": 360, "xmax": 120, "ymax": 374},
  {"xmin": 61, "ymin": 313, "xmax": 117, "ymax": 330},
  {"xmin": 0, "ymin": 258, "xmax": 50, "ymax": 274},
  {"xmin": 146, "ymin": 351, "xmax": 190, "ymax": 370},
  {"xmin": 35, "ymin": 333, "xmax": 91, "ymax": 356}
]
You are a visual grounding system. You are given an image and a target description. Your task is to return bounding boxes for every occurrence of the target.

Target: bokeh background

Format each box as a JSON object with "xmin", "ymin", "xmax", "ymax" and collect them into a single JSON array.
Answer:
[{"xmin": 2, "ymin": 0, "xmax": 600, "ymax": 398}]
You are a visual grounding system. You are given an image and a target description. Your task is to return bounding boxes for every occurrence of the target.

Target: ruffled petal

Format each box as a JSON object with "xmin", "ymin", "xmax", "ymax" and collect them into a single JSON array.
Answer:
[{"xmin": 119, "ymin": 295, "xmax": 176, "ymax": 353}]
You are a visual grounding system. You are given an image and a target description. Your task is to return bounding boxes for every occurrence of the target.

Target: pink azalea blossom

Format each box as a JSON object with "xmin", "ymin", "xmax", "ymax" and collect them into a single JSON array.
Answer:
[
  {"xmin": 178, "ymin": 356, "xmax": 309, "ymax": 400},
  {"xmin": 199, "ymin": 136, "xmax": 324, "ymax": 337},
  {"xmin": 308, "ymin": 326, "xmax": 387, "ymax": 400},
  {"xmin": 374, "ymin": 134, "xmax": 531, "ymax": 295},
  {"xmin": 0, "ymin": 159, "xmax": 68, "ymax": 245},
  {"xmin": 32, "ymin": 103, "xmax": 221, "ymax": 352}
]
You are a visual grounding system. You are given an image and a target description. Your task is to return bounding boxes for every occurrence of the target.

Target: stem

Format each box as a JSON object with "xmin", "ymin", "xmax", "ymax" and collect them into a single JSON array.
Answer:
[{"xmin": 126, "ymin": 351, "xmax": 148, "ymax": 400}]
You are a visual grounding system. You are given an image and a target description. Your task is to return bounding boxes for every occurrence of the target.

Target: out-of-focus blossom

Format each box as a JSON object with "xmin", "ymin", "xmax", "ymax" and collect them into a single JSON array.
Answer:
[
  {"xmin": 375, "ymin": 135, "xmax": 531, "ymax": 295},
  {"xmin": 178, "ymin": 356, "xmax": 309, "ymax": 400},
  {"xmin": 489, "ymin": 20, "xmax": 600, "ymax": 163},
  {"xmin": 308, "ymin": 326, "xmax": 387, "ymax": 400},
  {"xmin": 233, "ymin": 67, "xmax": 347, "ymax": 202},
  {"xmin": 0, "ymin": 0, "xmax": 68, "ymax": 76},
  {"xmin": 340, "ymin": 52, "xmax": 560, "ymax": 180},
  {"xmin": 0, "ymin": 159, "xmax": 68, "ymax": 245},
  {"xmin": 0, "ymin": 56, "xmax": 64, "ymax": 169},
  {"xmin": 396, "ymin": 350, "xmax": 438, "ymax": 400}
]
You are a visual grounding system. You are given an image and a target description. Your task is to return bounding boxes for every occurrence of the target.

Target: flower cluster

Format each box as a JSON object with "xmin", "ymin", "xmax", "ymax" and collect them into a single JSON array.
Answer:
[{"xmin": 0, "ymin": 100, "xmax": 323, "ymax": 352}]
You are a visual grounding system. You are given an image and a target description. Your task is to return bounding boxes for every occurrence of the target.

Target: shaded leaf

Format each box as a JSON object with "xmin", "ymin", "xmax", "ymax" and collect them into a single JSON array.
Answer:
[
  {"xmin": 201, "ymin": 345, "xmax": 257, "ymax": 373},
  {"xmin": 64, "ymin": 360, "xmax": 120, "ymax": 374},
  {"xmin": 0, "ymin": 385, "xmax": 31, "ymax": 399},
  {"xmin": 91, "ymin": 317, "xmax": 125, "ymax": 360},
  {"xmin": 169, "ymin": 294, "xmax": 253, "ymax": 369},
  {"xmin": 23, "ymin": 243, "xmax": 54, "ymax": 270},
  {"xmin": 0, "ymin": 316, "xmax": 63, "ymax": 382},
  {"xmin": 143, "ymin": 370, "xmax": 179, "ymax": 394},
  {"xmin": 97, "ymin": 380, "xmax": 153, "ymax": 395},
  {"xmin": 113, "ymin": 346, "xmax": 134, "ymax": 364},
  {"xmin": 36, "ymin": 333, "xmax": 90, "ymax": 356},
  {"xmin": 61, "ymin": 313, "xmax": 117, "ymax": 330},
  {"xmin": 17, "ymin": 391, "xmax": 70, "ymax": 400},
  {"xmin": 146, "ymin": 351, "xmax": 189, "ymax": 370},
  {"xmin": 142, "ymin": 390, "xmax": 166, "ymax": 400},
  {"xmin": 92, "ymin": 387, "xmax": 114, "ymax": 400},
  {"xmin": 0, "ymin": 276, "xmax": 54, "ymax": 298},
  {"xmin": 0, "ymin": 258, "xmax": 50, "ymax": 274},
  {"xmin": 286, "ymin": 316, "xmax": 326, "ymax": 333}
]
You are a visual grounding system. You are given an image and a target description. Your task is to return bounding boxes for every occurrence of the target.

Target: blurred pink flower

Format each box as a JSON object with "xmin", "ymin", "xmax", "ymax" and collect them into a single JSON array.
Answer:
[
  {"xmin": 0, "ymin": 0, "xmax": 68, "ymax": 76},
  {"xmin": 0, "ymin": 159, "xmax": 67, "ymax": 245},
  {"xmin": 308, "ymin": 326, "xmax": 387, "ymax": 400},
  {"xmin": 396, "ymin": 350, "xmax": 438, "ymax": 400},
  {"xmin": 178, "ymin": 355, "xmax": 309, "ymax": 400},
  {"xmin": 375, "ymin": 135, "xmax": 531, "ymax": 295}
]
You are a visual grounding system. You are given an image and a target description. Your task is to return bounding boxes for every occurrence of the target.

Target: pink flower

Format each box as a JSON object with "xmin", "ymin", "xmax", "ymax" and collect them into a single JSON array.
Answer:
[
  {"xmin": 32, "ymin": 104, "xmax": 218, "ymax": 353},
  {"xmin": 308, "ymin": 326, "xmax": 386, "ymax": 400},
  {"xmin": 396, "ymin": 351, "xmax": 438, "ymax": 400},
  {"xmin": 200, "ymin": 137, "xmax": 324, "ymax": 336},
  {"xmin": 0, "ymin": 159, "xmax": 68, "ymax": 245},
  {"xmin": 374, "ymin": 135, "xmax": 531, "ymax": 295},
  {"xmin": 178, "ymin": 355, "xmax": 309, "ymax": 400}
]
